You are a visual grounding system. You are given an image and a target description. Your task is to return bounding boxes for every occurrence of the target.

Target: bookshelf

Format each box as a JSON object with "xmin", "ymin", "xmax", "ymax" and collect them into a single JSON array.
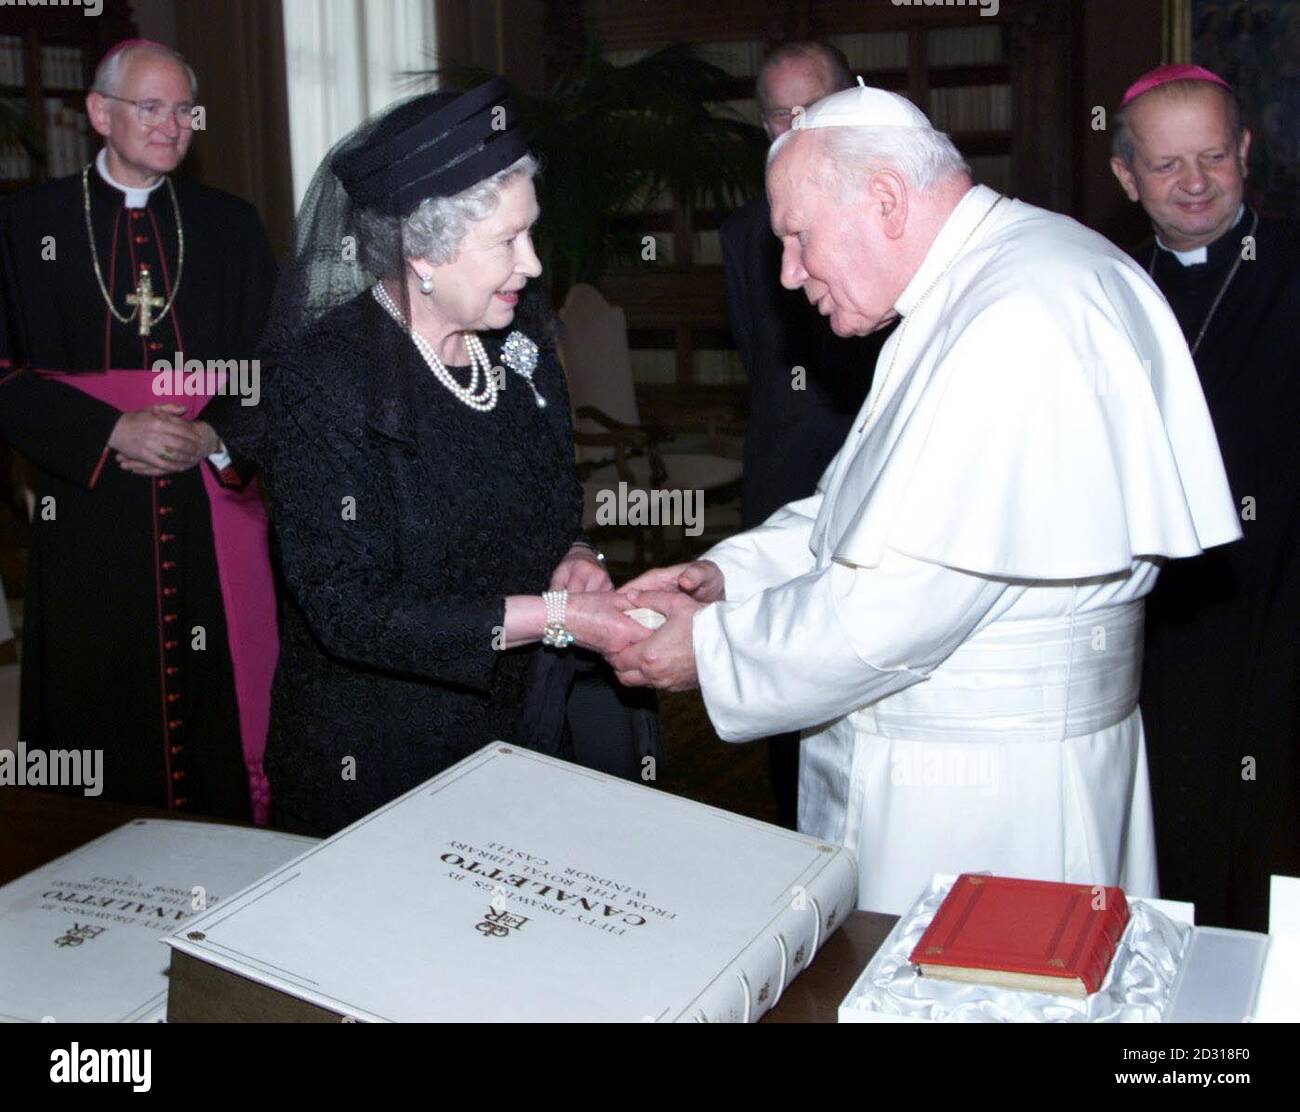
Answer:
[
  {"xmin": 577, "ymin": 0, "xmax": 1078, "ymax": 428},
  {"xmin": 0, "ymin": 0, "xmax": 135, "ymax": 193}
]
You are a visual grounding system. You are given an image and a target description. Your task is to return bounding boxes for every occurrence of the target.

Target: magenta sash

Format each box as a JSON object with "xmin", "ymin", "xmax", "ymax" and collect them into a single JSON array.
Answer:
[{"xmin": 40, "ymin": 369, "xmax": 277, "ymax": 824}]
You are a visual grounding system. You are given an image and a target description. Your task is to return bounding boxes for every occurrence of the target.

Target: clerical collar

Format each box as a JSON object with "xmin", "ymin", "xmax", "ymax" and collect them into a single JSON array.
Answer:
[
  {"xmin": 1155, "ymin": 203, "xmax": 1246, "ymax": 267},
  {"xmin": 95, "ymin": 148, "xmax": 165, "ymax": 209},
  {"xmin": 894, "ymin": 183, "xmax": 1003, "ymax": 318}
]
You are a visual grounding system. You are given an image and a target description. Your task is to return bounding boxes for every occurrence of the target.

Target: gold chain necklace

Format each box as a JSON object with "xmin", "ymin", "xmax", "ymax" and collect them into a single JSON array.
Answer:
[
  {"xmin": 82, "ymin": 163, "xmax": 185, "ymax": 332},
  {"xmin": 859, "ymin": 194, "xmax": 1004, "ymax": 433}
]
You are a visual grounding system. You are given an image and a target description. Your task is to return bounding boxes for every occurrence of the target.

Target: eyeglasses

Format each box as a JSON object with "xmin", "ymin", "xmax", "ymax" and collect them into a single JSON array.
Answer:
[{"xmin": 100, "ymin": 94, "xmax": 196, "ymax": 130}]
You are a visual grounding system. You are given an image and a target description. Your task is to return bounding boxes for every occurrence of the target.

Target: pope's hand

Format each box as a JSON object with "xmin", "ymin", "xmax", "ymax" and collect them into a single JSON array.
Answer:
[
  {"xmin": 563, "ymin": 591, "xmax": 654, "ymax": 656},
  {"xmin": 619, "ymin": 559, "xmax": 724, "ymax": 603},
  {"xmin": 607, "ymin": 589, "xmax": 706, "ymax": 692}
]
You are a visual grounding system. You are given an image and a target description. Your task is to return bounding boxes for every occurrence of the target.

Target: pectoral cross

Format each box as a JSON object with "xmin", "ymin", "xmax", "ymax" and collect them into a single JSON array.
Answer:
[{"xmin": 126, "ymin": 265, "xmax": 166, "ymax": 337}]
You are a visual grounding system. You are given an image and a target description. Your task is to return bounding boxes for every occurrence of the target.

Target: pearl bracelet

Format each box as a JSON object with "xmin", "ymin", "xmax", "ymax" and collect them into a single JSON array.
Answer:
[{"xmin": 542, "ymin": 589, "xmax": 574, "ymax": 649}]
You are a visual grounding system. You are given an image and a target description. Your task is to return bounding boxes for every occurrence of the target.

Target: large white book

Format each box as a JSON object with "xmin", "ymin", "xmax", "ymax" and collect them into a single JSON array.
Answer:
[
  {"xmin": 164, "ymin": 745, "xmax": 858, "ymax": 1022},
  {"xmin": 0, "ymin": 819, "xmax": 315, "ymax": 1023}
]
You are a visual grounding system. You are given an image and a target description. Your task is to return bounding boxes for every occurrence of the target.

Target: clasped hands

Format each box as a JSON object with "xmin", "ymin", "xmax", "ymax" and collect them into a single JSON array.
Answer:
[
  {"xmin": 109, "ymin": 404, "xmax": 222, "ymax": 476},
  {"xmin": 548, "ymin": 549, "xmax": 724, "ymax": 693}
]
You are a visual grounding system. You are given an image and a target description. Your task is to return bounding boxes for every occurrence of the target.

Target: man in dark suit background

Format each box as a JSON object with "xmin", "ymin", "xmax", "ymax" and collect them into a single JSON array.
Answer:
[{"xmin": 720, "ymin": 41, "xmax": 891, "ymax": 828}]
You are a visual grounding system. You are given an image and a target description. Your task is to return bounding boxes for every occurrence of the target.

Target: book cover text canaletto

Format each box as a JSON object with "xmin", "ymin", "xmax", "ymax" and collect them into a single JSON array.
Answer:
[{"xmin": 441, "ymin": 838, "xmax": 679, "ymax": 937}]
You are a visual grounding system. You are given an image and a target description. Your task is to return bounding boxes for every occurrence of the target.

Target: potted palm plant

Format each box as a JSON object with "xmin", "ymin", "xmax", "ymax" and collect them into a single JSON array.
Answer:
[{"xmin": 417, "ymin": 36, "xmax": 768, "ymax": 300}]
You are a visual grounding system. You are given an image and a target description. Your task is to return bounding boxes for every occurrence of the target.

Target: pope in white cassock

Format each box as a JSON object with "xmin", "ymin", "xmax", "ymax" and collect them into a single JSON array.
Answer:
[{"xmin": 610, "ymin": 81, "xmax": 1243, "ymax": 915}]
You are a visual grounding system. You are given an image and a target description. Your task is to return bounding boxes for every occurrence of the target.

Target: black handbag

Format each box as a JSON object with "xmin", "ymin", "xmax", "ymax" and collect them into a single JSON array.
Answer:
[{"xmin": 512, "ymin": 645, "xmax": 663, "ymax": 781}]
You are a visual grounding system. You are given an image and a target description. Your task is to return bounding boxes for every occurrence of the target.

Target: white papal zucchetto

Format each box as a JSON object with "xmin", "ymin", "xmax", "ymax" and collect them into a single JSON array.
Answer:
[{"xmin": 791, "ymin": 75, "xmax": 935, "ymax": 131}]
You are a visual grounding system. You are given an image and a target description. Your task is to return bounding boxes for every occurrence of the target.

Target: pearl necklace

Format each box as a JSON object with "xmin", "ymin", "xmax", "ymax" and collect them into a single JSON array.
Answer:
[{"xmin": 372, "ymin": 283, "xmax": 499, "ymax": 412}]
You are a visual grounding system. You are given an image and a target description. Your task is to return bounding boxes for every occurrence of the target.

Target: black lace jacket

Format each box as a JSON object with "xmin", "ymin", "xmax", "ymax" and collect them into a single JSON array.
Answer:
[{"xmin": 220, "ymin": 290, "xmax": 583, "ymax": 834}]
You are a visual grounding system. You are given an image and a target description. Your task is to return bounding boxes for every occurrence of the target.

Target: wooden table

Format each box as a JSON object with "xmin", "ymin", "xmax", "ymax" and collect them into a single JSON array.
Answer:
[
  {"xmin": 0, "ymin": 787, "xmax": 896, "ymax": 1022},
  {"xmin": 763, "ymin": 910, "xmax": 896, "ymax": 1022}
]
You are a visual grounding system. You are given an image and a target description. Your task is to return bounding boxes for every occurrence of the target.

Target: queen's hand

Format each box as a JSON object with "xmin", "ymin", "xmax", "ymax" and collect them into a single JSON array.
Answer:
[
  {"xmin": 549, "ymin": 543, "xmax": 612, "ymax": 593},
  {"xmin": 563, "ymin": 591, "xmax": 654, "ymax": 656}
]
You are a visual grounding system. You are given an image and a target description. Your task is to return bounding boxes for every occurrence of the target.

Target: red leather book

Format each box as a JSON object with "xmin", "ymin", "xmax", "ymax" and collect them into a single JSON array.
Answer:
[{"xmin": 908, "ymin": 874, "xmax": 1130, "ymax": 997}]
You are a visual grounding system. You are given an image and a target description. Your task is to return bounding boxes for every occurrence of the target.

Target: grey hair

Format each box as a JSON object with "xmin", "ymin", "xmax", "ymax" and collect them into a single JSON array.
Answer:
[
  {"xmin": 1111, "ymin": 79, "xmax": 1243, "ymax": 167},
  {"xmin": 354, "ymin": 153, "xmax": 540, "ymax": 277},
  {"xmin": 772, "ymin": 124, "xmax": 970, "ymax": 194},
  {"xmin": 91, "ymin": 42, "xmax": 198, "ymax": 99}
]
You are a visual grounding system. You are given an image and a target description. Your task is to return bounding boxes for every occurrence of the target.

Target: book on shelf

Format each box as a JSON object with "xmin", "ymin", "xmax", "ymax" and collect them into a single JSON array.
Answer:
[
  {"xmin": 929, "ymin": 25, "xmax": 1004, "ymax": 67},
  {"xmin": 40, "ymin": 45, "xmax": 84, "ymax": 89},
  {"xmin": 0, "ymin": 36, "xmax": 24, "ymax": 85},
  {"xmin": 40, "ymin": 96, "xmax": 90, "ymax": 178},
  {"xmin": 931, "ymin": 85, "xmax": 1012, "ymax": 134},
  {"xmin": 165, "ymin": 744, "xmax": 858, "ymax": 1022},
  {"xmin": 828, "ymin": 32, "xmax": 908, "ymax": 73}
]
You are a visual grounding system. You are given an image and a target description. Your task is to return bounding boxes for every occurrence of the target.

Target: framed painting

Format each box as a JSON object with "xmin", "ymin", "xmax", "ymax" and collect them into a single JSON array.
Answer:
[{"xmin": 1167, "ymin": 0, "xmax": 1299, "ymax": 214}]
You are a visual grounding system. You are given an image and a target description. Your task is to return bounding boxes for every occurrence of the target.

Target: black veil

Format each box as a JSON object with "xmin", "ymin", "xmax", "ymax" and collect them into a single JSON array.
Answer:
[{"xmin": 260, "ymin": 95, "xmax": 432, "ymax": 369}]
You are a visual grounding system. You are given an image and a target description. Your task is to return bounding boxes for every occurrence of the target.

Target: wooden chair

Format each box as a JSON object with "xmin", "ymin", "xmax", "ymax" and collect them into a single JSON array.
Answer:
[{"xmin": 557, "ymin": 283, "xmax": 743, "ymax": 572}]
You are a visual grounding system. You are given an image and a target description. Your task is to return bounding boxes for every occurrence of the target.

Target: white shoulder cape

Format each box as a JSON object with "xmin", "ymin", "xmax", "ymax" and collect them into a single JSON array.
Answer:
[{"xmin": 813, "ymin": 191, "xmax": 1242, "ymax": 581}]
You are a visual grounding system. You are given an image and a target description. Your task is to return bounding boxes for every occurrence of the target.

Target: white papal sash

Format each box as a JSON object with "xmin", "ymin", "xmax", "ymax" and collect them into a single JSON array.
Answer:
[{"xmin": 851, "ymin": 600, "xmax": 1143, "ymax": 744}]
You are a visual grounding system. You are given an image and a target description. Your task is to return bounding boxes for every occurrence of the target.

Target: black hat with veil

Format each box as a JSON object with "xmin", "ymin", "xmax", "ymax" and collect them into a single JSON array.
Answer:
[{"xmin": 258, "ymin": 77, "xmax": 532, "ymax": 369}]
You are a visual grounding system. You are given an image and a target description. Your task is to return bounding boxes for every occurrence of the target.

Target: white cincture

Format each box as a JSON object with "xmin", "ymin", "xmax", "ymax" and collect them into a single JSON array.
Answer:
[{"xmin": 372, "ymin": 283, "xmax": 500, "ymax": 412}]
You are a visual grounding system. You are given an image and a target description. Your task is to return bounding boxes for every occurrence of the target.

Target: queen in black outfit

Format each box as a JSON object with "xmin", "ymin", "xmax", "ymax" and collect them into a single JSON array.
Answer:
[{"xmin": 218, "ymin": 82, "xmax": 648, "ymax": 835}]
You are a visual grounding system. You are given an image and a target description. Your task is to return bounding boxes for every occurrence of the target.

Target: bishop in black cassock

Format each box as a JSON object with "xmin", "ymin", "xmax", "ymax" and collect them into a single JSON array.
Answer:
[
  {"xmin": 0, "ymin": 41, "xmax": 278, "ymax": 822},
  {"xmin": 1113, "ymin": 64, "xmax": 1300, "ymax": 931}
]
